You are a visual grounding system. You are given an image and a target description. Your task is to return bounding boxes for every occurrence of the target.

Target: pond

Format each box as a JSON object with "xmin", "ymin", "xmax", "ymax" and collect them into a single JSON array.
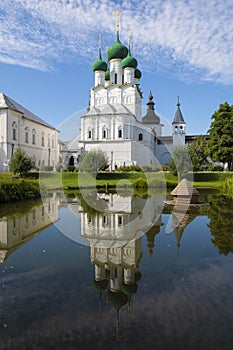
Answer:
[{"xmin": 0, "ymin": 190, "xmax": 233, "ymax": 350}]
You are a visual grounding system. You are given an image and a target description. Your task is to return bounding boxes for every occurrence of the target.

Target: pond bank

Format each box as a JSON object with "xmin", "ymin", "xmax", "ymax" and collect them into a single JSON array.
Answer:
[{"xmin": 0, "ymin": 171, "xmax": 233, "ymax": 203}]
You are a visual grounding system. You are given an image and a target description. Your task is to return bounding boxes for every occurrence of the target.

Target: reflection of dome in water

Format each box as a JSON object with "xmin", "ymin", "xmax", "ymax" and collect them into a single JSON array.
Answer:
[
  {"xmin": 106, "ymin": 290, "xmax": 128, "ymax": 310},
  {"xmin": 135, "ymin": 269, "xmax": 142, "ymax": 282},
  {"xmin": 121, "ymin": 282, "xmax": 137, "ymax": 296},
  {"xmin": 92, "ymin": 279, "xmax": 108, "ymax": 293}
]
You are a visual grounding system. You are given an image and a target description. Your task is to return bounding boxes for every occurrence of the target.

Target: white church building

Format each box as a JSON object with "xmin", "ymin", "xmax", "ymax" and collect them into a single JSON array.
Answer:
[
  {"xmin": 63, "ymin": 27, "xmax": 188, "ymax": 169},
  {"xmin": 0, "ymin": 93, "xmax": 59, "ymax": 171}
]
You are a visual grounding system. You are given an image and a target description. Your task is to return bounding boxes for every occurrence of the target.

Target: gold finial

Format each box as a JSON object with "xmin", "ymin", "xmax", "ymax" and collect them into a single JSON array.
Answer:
[
  {"xmin": 113, "ymin": 9, "xmax": 122, "ymax": 31},
  {"xmin": 98, "ymin": 33, "xmax": 101, "ymax": 50},
  {"xmin": 127, "ymin": 28, "xmax": 132, "ymax": 46},
  {"xmin": 177, "ymin": 96, "xmax": 180, "ymax": 106}
]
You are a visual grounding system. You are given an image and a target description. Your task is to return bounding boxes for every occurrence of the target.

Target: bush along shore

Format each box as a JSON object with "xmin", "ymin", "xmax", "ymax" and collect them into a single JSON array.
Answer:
[
  {"xmin": 0, "ymin": 177, "xmax": 40, "ymax": 202},
  {"xmin": 0, "ymin": 170, "xmax": 233, "ymax": 203}
]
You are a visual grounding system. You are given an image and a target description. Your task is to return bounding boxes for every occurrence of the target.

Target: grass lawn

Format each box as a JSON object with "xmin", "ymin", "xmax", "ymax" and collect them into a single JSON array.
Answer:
[{"xmin": 1, "ymin": 171, "xmax": 233, "ymax": 198}]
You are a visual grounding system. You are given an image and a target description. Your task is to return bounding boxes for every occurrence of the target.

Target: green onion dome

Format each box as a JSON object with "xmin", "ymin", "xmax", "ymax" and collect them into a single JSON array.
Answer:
[
  {"xmin": 134, "ymin": 68, "xmax": 142, "ymax": 79},
  {"xmin": 106, "ymin": 32, "xmax": 128, "ymax": 61},
  {"xmin": 121, "ymin": 46, "xmax": 137, "ymax": 69},
  {"xmin": 92, "ymin": 49, "xmax": 107, "ymax": 72},
  {"xmin": 105, "ymin": 69, "xmax": 110, "ymax": 81}
]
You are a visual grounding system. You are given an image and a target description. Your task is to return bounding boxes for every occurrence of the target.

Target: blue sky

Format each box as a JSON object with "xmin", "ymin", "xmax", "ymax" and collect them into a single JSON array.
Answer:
[{"xmin": 0, "ymin": 0, "xmax": 233, "ymax": 140}]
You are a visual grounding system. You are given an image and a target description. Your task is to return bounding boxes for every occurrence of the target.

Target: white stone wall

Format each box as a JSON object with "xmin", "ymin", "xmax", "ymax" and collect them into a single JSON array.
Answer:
[{"xmin": 0, "ymin": 108, "xmax": 59, "ymax": 171}]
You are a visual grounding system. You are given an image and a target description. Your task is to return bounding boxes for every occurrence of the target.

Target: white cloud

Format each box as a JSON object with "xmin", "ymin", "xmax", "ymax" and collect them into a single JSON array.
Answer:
[{"xmin": 0, "ymin": 0, "xmax": 233, "ymax": 84}]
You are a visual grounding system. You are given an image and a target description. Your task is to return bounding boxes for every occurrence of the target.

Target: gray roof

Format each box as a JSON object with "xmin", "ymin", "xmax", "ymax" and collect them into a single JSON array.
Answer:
[
  {"xmin": 173, "ymin": 101, "xmax": 185, "ymax": 124},
  {"xmin": 142, "ymin": 91, "xmax": 160, "ymax": 124},
  {"xmin": 0, "ymin": 92, "xmax": 56, "ymax": 130}
]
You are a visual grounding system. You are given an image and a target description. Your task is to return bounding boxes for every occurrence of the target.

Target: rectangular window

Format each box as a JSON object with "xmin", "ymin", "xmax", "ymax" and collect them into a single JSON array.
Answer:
[
  {"xmin": 115, "ymin": 73, "xmax": 117, "ymax": 84},
  {"xmin": 41, "ymin": 137, "xmax": 45, "ymax": 146},
  {"xmin": 118, "ymin": 216, "xmax": 123, "ymax": 226},
  {"xmin": 88, "ymin": 130, "xmax": 92, "ymax": 139},
  {"xmin": 25, "ymin": 132, "xmax": 29, "ymax": 143},
  {"xmin": 32, "ymin": 134, "xmax": 36, "ymax": 145},
  {"xmin": 12, "ymin": 129, "xmax": 16, "ymax": 140}
]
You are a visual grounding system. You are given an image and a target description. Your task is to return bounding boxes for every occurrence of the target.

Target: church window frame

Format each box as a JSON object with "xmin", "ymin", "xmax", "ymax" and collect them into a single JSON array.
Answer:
[
  {"xmin": 102, "ymin": 127, "xmax": 108, "ymax": 139},
  {"xmin": 118, "ymin": 215, "xmax": 123, "ymax": 226},
  {"xmin": 114, "ymin": 73, "xmax": 117, "ymax": 84},
  {"xmin": 88, "ymin": 129, "xmax": 92, "ymax": 139},
  {"xmin": 41, "ymin": 132, "xmax": 45, "ymax": 146},
  {"xmin": 32, "ymin": 128, "xmax": 36, "ymax": 145},
  {"xmin": 25, "ymin": 126, "xmax": 29, "ymax": 143},
  {"xmin": 12, "ymin": 122, "xmax": 17, "ymax": 140},
  {"xmin": 138, "ymin": 133, "xmax": 143, "ymax": 141},
  {"xmin": 118, "ymin": 128, "xmax": 123, "ymax": 138},
  {"xmin": 47, "ymin": 134, "xmax": 50, "ymax": 148}
]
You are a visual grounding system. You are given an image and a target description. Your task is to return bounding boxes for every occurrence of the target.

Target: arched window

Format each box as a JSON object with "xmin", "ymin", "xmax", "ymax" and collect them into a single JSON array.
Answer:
[
  {"xmin": 25, "ymin": 126, "xmax": 29, "ymax": 143},
  {"xmin": 12, "ymin": 122, "xmax": 17, "ymax": 140},
  {"xmin": 88, "ymin": 130, "xmax": 92, "ymax": 139},
  {"xmin": 102, "ymin": 127, "xmax": 109, "ymax": 139},
  {"xmin": 118, "ymin": 129, "xmax": 122, "ymax": 138},
  {"xmin": 138, "ymin": 133, "xmax": 143, "ymax": 141},
  {"xmin": 41, "ymin": 132, "xmax": 45, "ymax": 146},
  {"xmin": 32, "ymin": 129, "xmax": 36, "ymax": 145}
]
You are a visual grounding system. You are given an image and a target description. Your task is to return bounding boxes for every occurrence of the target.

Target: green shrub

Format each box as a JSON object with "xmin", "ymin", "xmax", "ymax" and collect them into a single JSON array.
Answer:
[
  {"xmin": 44, "ymin": 165, "xmax": 54, "ymax": 171},
  {"xmin": 116, "ymin": 164, "xmax": 142, "ymax": 172},
  {"xmin": 212, "ymin": 165, "xmax": 224, "ymax": 172},
  {"xmin": 133, "ymin": 178, "xmax": 148, "ymax": 189},
  {"xmin": 141, "ymin": 164, "xmax": 161, "ymax": 172},
  {"xmin": 0, "ymin": 179, "xmax": 40, "ymax": 202}
]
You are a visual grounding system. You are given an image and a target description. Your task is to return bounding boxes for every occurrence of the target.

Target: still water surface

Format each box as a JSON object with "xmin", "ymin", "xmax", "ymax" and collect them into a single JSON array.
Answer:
[{"xmin": 0, "ymin": 190, "xmax": 233, "ymax": 350}]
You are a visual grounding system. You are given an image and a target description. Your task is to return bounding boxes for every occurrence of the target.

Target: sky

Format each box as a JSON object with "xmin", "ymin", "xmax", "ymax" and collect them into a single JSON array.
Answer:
[{"xmin": 0, "ymin": 0, "xmax": 233, "ymax": 140}]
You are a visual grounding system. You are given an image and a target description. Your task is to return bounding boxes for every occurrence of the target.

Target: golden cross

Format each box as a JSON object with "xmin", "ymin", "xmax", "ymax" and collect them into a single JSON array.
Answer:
[
  {"xmin": 98, "ymin": 33, "xmax": 101, "ymax": 50},
  {"xmin": 113, "ymin": 9, "xmax": 122, "ymax": 31},
  {"xmin": 127, "ymin": 28, "xmax": 132, "ymax": 46}
]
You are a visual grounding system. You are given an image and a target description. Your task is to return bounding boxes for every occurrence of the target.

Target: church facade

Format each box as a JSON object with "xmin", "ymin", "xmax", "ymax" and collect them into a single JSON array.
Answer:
[
  {"xmin": 0, "ymin": 93, "xmax": 59, "ymax": 171},
  {"xmin": 63, "ymin": 29, "xmax": 187, "ymax": 169}
]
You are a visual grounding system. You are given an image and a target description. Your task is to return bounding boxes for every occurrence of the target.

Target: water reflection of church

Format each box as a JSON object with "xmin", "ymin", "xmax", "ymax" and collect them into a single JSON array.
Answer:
[
  {"xmin": 0, "ymin": 190, "xmax": 207, "ymax": 339},
  {"xmin": 0, "ymin": 194, "xmax": 60, "ymax": 263}
]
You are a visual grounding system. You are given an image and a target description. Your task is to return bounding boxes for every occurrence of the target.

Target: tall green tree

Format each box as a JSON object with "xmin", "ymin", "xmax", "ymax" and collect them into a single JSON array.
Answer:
[
  {"xmin": 168, "ymin": 146, "xmax": 193, "ymax": 179},
  {"xmin": 207, "ymin": 195, "xmax": 233, "ymax": 255},
  {"xmin": 207, "ymin": 102, "xmax": 233, "ymax": 170},
  {"xmin": 79, "ymin": 149, "xmax": 109, "ymax": 175},
  {"xmin": 187, "ymin": 136, "xmax": 208, "ymax": 171},
  {"xmin": 9, "ymin": 147, "xmax": 33, "ymax": 177}
]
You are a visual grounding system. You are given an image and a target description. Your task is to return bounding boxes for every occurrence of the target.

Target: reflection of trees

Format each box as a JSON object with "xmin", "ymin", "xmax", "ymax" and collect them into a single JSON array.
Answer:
[{"xmin": 207, "ymin": 195, "xmax": 233, "ymax": 255}]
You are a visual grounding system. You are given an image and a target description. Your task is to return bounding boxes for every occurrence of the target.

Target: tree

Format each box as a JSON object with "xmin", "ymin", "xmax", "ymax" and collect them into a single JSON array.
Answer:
[
  {"xmin": 168, "ymin": 146, "xmax": 192, "ymax": 179},
  {"xmin": 207, "ymin": 195, "xmax": 233, "ymax": 255},
  {"xmin": 79, "ymin": 149, "xmax": 109, "ymax": 175},
  {"xmin": 207, "ymin": 102, "xmax": 233, "ymax": 170},
  {"xmin": 9, "ymin": 148, "xmax": 33, "ymax": 177},
  {"xmin": 187, "ymin": 136, "xmax": 208, "ymax": 171}
]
